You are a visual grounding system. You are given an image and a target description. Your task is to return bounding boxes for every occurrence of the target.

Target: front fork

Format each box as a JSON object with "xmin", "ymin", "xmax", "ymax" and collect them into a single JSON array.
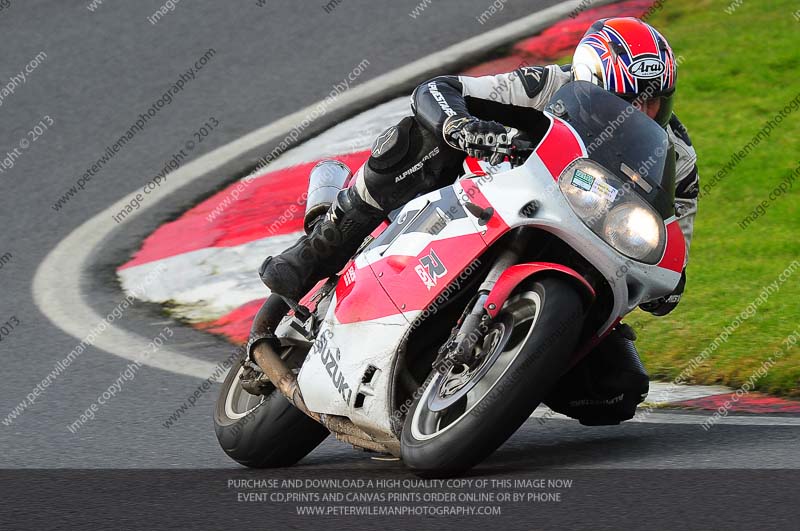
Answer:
[
  {"xmin": 437, "ymin": 229, "xmax": 531, "ymax": 367},
  {"xmin": 437, "ymin": 228, "xmax": 597, "ymax": 369}
]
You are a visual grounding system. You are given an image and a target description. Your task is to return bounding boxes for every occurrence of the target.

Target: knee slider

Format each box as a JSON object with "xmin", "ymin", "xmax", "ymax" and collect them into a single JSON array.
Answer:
[{"xmin": 368, "ymin": 116, "xmax": 421, "ymax": 172}]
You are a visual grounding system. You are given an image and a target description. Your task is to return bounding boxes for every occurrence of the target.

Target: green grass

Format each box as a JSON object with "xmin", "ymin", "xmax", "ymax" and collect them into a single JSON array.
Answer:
[{"xmin": 613, "ymin": 0, "xmax": 800, "ymax": 396}]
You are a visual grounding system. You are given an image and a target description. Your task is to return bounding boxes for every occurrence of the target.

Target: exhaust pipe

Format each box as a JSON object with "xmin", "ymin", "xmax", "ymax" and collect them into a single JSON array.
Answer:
[
  {"xmin": 251, "ymin": 340, "xmax": 320, "ymax": 421},
  {"xmin": 251, "ymin": 339, "xmax": 397, "ymax": 455}
]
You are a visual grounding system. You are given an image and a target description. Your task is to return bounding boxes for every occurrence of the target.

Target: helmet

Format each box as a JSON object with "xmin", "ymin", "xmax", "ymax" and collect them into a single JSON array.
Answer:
[{"xmin": 572, "ymin": 17, "xmax": 676, "ymax": 128}]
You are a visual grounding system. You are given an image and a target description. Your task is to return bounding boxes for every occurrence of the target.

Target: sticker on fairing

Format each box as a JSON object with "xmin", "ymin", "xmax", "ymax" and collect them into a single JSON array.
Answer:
[
  {"xmin": 570, "ymin": 168, "xmax": 594, "ymax": 191},
  {"xmin": 570, "ymin": 168, "xmax": 619, "ymax": 202}
]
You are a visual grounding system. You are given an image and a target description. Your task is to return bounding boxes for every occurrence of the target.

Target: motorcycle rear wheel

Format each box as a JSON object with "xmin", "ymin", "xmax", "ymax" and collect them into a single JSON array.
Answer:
[
  {"xmin": 214, "ymin": 295, "xmax": 329, "ymax": 468},
  {"xmin": 213, "ymin": 347, "xmax": 329, "ymax": 468},
  {"xmin": 401, "ymin": 276, "xmax": 585, "ymax": 477}
]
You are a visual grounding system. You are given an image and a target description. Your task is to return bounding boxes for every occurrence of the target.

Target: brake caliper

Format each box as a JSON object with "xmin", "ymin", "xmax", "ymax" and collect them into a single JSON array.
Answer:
[{"xmin": 435, "ymin": 294, "xmax": 494, "ymax": 370}]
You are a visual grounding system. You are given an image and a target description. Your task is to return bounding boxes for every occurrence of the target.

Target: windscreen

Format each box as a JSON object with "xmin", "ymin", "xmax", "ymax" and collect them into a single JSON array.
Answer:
[{"xmin": 545, "ymin": 81, "xmax": 676, "ymax": 218}]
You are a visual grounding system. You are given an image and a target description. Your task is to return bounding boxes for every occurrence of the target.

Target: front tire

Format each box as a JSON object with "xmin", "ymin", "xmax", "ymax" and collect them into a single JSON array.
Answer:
[{"xmin": 401, "ymin": 276, "xmax": 586, "ymax": 477}]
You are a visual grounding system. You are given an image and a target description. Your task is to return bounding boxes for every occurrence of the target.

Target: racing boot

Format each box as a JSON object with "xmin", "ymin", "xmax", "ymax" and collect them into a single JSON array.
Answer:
[
  {"xmin": 543, "ymin": 323, "xmax": 649, "ymax": 426},
  {"xmin": 259, "ymin": 186, "xmax": 384, "ymax": 301}
]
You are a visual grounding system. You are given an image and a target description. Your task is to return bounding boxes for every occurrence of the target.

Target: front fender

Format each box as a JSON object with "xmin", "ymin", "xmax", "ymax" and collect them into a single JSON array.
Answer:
[{"xmin": 483, "ymin": 262, "xmax": 595, "ymax": 318}]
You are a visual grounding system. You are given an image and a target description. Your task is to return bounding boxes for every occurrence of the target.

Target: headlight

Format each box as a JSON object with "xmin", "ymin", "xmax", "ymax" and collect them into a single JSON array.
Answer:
[{"xmin": 558, "ymin": 159, "xmax": 665, "ymax": 263}]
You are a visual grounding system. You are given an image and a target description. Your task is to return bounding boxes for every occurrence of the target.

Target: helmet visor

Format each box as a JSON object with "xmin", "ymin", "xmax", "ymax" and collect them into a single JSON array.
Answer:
[{"xmin": 615, "ymin": 90, "xmax": 674, "ymax": 128}]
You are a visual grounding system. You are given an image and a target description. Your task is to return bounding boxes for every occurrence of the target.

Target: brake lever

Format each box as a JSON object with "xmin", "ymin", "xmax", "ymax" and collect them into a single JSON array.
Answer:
[{"xmin": 508, "ymin": 136, "xmax": 535, "ymax": 166}]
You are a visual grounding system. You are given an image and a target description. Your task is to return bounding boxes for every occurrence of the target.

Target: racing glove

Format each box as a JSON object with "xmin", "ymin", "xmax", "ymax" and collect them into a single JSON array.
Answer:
[
  {"xmin": 443, "ymin": 116, "xmax": 513, "ymax": 165},
  {"xmin": 640, "ymin": 270, "xmax": 686, "ymax": 316}
]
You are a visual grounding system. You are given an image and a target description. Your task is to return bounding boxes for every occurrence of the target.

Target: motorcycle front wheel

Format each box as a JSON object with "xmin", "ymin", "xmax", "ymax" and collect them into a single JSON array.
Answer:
[{"xmin": 401, "ymin": 276, "xmax": 586, "ymax": 477}]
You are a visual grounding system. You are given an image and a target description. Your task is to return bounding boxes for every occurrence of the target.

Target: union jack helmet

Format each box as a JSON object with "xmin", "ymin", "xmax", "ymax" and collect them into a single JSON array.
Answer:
[{"xmin": 572, "ymin": 17, "xmax": 677, "ymax": 128}]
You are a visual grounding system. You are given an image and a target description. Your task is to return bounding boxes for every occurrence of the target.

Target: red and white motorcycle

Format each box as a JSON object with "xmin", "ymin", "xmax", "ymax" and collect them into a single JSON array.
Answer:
[{"xmin": 214, "ymin": 81, "xmax": 685, "ymax": 477}]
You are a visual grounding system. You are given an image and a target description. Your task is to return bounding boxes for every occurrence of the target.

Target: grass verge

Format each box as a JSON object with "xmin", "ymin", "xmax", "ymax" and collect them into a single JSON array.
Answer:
[{"xmin": 619, "ymin": 0, "xmax": 800, "ymax": 396}]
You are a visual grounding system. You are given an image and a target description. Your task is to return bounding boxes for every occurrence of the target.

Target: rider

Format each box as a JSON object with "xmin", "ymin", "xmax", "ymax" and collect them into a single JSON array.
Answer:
[{"xmin": 260, "ymin": 17, "xmax": 699, "ymax": 425}]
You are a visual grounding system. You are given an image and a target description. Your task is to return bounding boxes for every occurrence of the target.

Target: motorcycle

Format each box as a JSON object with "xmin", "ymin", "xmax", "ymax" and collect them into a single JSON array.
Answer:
[{"xmin": 213, "ymin": 81, "xmax": 685, "ymax": 477}]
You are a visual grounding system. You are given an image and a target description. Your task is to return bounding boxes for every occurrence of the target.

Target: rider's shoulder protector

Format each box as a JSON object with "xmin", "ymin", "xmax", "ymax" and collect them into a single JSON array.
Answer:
[
  {"xmin": 515, "ymin": 66, "xmax": 550, "ymax": 99},
  {"xmin": 669, "ymin": 114, "xmax": 692, "ymax": 146}
]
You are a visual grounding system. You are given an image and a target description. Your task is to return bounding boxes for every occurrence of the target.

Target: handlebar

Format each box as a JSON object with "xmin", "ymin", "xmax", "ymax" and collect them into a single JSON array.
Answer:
[
  {"xmin": 463, "ymin": 129, "xmax": 536, "ymax": 167},
  {"xmin": 506, "ymin": 133, "xmax": 535, "ymax": 166}
]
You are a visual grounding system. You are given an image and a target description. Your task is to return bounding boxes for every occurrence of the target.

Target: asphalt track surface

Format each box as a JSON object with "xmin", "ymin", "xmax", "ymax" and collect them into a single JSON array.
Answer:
[
  {"xmin": 0, "ymin": 0, "xmax": 798, "ymax": 513},
  {"xmin": 0, "ymin": 0, "xmax": 561, "ymax": 468}
]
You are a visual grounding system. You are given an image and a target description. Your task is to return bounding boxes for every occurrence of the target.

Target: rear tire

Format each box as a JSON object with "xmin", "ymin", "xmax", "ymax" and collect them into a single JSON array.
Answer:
[
  {"xmin": 214, "ymin": 349, "xmax": 328, "ymax": 468},
  {"xmin": 401, "ymin": 276, "xmax": 585, "ymax": 477}
]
